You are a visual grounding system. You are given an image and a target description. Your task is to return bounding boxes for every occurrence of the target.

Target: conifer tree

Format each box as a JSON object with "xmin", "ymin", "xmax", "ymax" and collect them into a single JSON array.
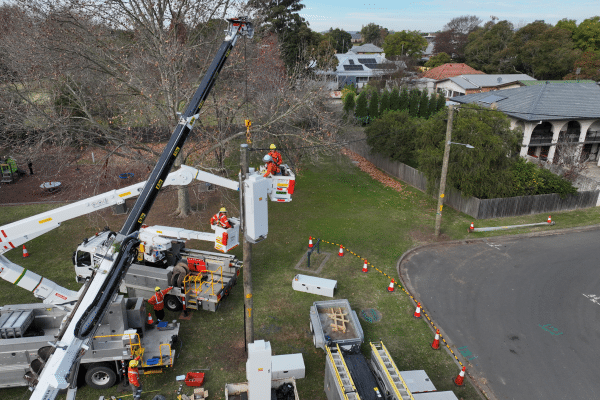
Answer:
[
  {"xmin": 436, "ymin": 92, "xmax": 446, "ymax": 111},
  {"xmin": 408, "ymin": 89, "xmax": 420, "ymax": 117},
  {"xmin": 343, "ymin": 92, "xmax": 356, "ymax": 116},
  {"xmin": 399, "ymin": 88, "xmax": 409, "ymax": 111},
  {"xmin": 379, "ymin": 90, "xmax": 390, "ymax": 116},
  {"xmin": 389, "ymin": 87, "xmax": 400, "ymax": 111},
  {"xmin": 418, "ymin": 90, "xmax": 430, "ymax": 118},
  {"xmin": 368, "ymin": 91, "xmax": 380, "ymax": 119},
  {"xmin": 354, "ymin": 91, "xmax": 369, "ymax": 122}
]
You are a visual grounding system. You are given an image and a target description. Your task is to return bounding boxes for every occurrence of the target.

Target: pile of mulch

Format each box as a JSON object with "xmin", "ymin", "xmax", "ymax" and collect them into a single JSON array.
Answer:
[{"xmin": 342, "ymin": 148, "xmax": 414, "ymax": 199}]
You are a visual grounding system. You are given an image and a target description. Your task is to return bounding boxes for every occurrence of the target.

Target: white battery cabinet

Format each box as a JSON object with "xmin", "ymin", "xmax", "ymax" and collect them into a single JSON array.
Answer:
[
  {"xmin": 243, "ymin": 172, "xmax": 269, "ymax": 243},
  {"xmin": 272, "ymin": 354, "xmax": 305, "ymax": 380},
  {"xmin": 292, "ymin": 274, "xmax": 337, "ymax": 297},
  {"xmin": 246, "ymin": 340, "xmax": 272, "ymax": 400}
]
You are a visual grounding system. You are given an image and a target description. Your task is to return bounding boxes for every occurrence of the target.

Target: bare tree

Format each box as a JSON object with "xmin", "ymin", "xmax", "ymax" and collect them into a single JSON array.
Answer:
[{"xmin": 0, "ymin": 1, "xmax": 342, "ymax": 216}]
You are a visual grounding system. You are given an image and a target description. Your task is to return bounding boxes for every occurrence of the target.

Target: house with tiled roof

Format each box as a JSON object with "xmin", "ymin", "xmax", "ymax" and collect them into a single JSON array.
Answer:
[
  {"xmin": 436, "ymin": 74, "xmax": 536, "ymax": 98},
  {"xmin": 423, "ymin": 63, "xmax": 483, "ymax": 80},
  {"xmin": 450, "ymin": 82, "xmax": 600, "ymax": 164},
  {"xmin": 350, "ymin": 32, "xmax": 363, "ymax": 43}
]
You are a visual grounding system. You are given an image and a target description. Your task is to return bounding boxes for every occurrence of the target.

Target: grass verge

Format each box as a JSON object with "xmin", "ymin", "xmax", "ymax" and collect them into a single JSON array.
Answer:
[{"xmin": 1, "ymin": 152, "xmax": 599, "ymax": 400}]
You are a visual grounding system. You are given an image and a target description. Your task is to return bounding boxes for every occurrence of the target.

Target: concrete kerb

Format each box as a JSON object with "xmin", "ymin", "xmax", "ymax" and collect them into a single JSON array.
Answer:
[{"xmin": 395, "ymin": 223, "xmax": 600, "ymax": 400}]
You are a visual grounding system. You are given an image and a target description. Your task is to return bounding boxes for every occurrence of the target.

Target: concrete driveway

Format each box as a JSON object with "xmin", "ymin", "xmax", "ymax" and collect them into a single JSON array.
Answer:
[{"xmin": 400, "ymin": 228, "xmax": 600, "ymax": 400}]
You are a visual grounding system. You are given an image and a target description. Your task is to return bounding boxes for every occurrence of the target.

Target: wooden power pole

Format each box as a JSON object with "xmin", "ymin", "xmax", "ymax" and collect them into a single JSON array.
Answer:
[
  {"xmin": 240, "ymin": 144, "xmax": 254, "ymax": 348},
  {"xmin": 434, "ymin": 105, "xmax": 454, "ymax": 237}
]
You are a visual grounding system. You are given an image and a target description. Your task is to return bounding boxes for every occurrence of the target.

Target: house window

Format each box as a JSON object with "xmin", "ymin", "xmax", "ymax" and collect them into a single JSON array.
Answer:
[{"xmin": 356, "ymin": 77, "xmax": 369, "ymax": 82}]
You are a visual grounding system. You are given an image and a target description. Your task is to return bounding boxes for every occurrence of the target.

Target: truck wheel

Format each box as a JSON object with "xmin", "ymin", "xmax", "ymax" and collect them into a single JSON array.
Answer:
[
  {"xmin": 165, "ymin": 295, "xmax": 183, "ymax": 312},
  {"xmin": 84, "ymin": 365, "xmax": 117, "ymax": 390}
]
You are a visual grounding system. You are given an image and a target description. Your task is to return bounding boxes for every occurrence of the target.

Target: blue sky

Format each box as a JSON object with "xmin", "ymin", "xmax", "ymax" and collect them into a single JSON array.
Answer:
[{"xmin": 300, "ymin": 0, "xmax": 598, "ymax": 33}]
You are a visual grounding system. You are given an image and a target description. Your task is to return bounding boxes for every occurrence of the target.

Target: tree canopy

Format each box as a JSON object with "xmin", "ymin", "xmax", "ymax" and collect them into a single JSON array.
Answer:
[
  {"xmin": 425, "ymin": 52, "xmax": 451, "ymax": 68},
  {"xmin": 434, "ymin": 15, "xmax": 482, "ymax": 61},
  {"xmin": 383, "ymin": 30, "xmax": 427, "ymax": 58},
  {"xmin": 324, "ymin": 28, "xmax": 352, "ymax": 53},
  {"xmin": 360, "ymin": 23, "xmax": 388, "ymax": 46}
]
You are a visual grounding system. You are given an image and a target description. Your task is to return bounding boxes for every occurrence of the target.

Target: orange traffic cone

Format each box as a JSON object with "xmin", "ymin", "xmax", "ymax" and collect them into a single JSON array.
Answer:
[
  {"xmin": 454, "ymin": 366, "xmax": 466, "ymax": 386},
  {"xmin": 547, "ymin": 215, "xmax": 552, "ymax": 224},
  {"xmin": 22, "ymin": 245, "xmax": 29, "ymax": 258},
  {"xmin": 387, "ymin": 279, "xmax": 394, "ymax": 292},
  {"xmin": 338, "ymin": 245, "xmax": 344, "ymax": 257},
  {"xmin": 362, "ymin": 260, "xmax": 368, "ymax": 273},
  {"xmin": 469, "ymin": 222, "xmax": 474, "ymax": 231},
  {"xmin": 308, "ymin": 236, "xmax": 313, "ymax": 248},
  {"xmin": 431, "ymin": 329, "xmax": 440, "ymax": 350},
  {"xmin": 147, "ymin": 312, "xmax": 154, "ymax": 325},
  {"xmin": 414, "ymin": 302, "xmax": 422, "ymax": 318}
]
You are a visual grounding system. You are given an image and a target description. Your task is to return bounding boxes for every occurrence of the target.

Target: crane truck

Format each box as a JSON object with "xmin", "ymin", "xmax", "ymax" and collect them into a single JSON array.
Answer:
[{"xmin": 0, "ymin": 17, "xmax": 264, "ymax": 400}]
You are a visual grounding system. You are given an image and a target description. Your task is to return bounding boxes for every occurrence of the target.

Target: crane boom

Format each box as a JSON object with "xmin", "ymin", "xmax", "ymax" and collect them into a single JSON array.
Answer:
[{"xmin": 29, "ymin": 17, "xmax": 253, "ymax": 400}]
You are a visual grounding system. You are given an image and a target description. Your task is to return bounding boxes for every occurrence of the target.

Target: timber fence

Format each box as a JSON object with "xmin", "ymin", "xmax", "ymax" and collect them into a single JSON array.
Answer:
[{"xmin": 346, "ymin": 142, "xmax": 599, "ymax": 219}]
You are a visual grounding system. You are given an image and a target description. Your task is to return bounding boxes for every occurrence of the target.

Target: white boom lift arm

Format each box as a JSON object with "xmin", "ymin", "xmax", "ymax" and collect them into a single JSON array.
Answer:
[{"xmin": 0, "ymin": 165, "xmax": 239, "ymax": 307}]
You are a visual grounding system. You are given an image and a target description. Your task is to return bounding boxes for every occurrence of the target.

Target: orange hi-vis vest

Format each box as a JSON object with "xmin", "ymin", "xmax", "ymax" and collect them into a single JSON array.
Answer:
[
  {"xmin": 148, "ymin": 287, "xmax": 173, "ymax": 310},
  {"xmin": 264, "ymin": 161, "xmax": 280, "ymax": 177},
  {"xmin": 268, "ymin": 150, "xmax": 282, "ymax": 166},
  {"xmin": 128, "ymin": 366, "xmax": 140, "ymax": 387}
]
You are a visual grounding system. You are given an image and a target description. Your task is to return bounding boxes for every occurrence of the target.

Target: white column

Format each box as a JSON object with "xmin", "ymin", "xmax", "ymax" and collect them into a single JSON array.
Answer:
[
  {"xmin": 520, "ymin": 122, "xmax": 536, "ymax": 157},
  {"xmin": 547, "ymin": 121, "xmax": 564, "ymax": 163}
]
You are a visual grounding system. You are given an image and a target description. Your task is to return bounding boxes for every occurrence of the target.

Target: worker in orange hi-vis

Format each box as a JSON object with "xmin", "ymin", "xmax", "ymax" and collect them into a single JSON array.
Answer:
[
  {"xmin": 148, "ymin": 286, "xmax": 173, "ymax": 322},
  {"xmin": 262, "ymin": 155, "xmax": 281, "ymax": 178},
  {"xmin": 128, "ymin": 356, "xmax": 143, "ymax": 400},
  {"xmin": 210, "ymin": 207, "xmax": 232, "ymax": 228},
  {"xmin": 268, "ymin": 144, "xmax": 282, "ymax": 166}
]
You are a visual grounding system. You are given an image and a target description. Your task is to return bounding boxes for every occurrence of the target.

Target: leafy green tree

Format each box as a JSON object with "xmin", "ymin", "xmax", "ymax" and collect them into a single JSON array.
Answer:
[
  {"xmin": 365, "ymin": 110, "xmax": 421, "ymax": 165},
  {"xmin": 383, "ymin": 31, "xmax": 428, "ymax": 58},
  {"xmin": 354, "ymin": 91, "xmax": 368, "ymax": 121},
  {"xmin": 572, "ymin": 16, "xmax": 600, "ymax": 54},
  {"xmin": 368, "ymin": 91, "xmax": 380, "ymax": 119},
  {"xmin": 424, "ymin": 52, "xmax": 451, "ymax": 68},
  {"xmin": 556, "ymin": 19, "xmax": 577, "ymax": 36},
  {"xmin": 379, "ymin": 90, "xmax": 390, "ymax": 115},
  {"xmin": 465, "ymin": 20, "xmax": 514, "ymax": 72},
  {"xmin": 389, "ymin": 87, "xmax": 400, "ymax": 111},
  {"xmin": 497, "ymin": 21, "xmax": 580, "ymax": 79},
  {"xmin": 250, "ymin": 0, "xmax": 320, "ymax": 70},
  {"xmin": 399, "ymin": 88, "xmax": 409, "ymax": 111},
  {"xmin": 343, "ymin": 91, "xmax": 356, "ymax": 115},
  {"xmin": 360, "ymin": 23, "xmax": 387, "ymax": 46},
  {"xmin": 313, "ymin": 38, "xmax": 339, "ymax": 70},
  {"xmin": 324, "ymin": 28, "xmax": 352, "ymax": 53},
  {"xmin": 510, "ymin": 158, "xmax": 577, "ymax": 197},
  {"xmin": 418, "ymin": 105, "xmax": 522, "ymax": 198},
  {"xmin": 563, "ymin": 51, "xmax": 600, "ymax": 80},
  {"xmin": 408, "ymin": 89, "xmax": 420, "ymax": 117},
  {"xmin": 418, "ymin": 90, "xmax": 430, "ymax": 118}
]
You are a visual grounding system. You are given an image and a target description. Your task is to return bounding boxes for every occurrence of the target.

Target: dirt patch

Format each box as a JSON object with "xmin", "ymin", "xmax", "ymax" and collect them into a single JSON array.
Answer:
[{"xmin": 409, "ymin": 226, "xmax": 450, "ymax": 245}]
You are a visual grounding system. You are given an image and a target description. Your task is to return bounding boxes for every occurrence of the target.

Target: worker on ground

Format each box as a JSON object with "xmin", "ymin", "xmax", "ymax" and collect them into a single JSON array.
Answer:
[
  {"xmin": 210, "ymin": 207, "xmax": 232, "ymax": 228},
  {"xmin": 128, "ymin": 356, "xmax": 142, "ymax": 400},
  {"xmin": 148, "ymin": 286, "xmax": 173, "ymax": 322},
  {"xmin": 263, "ymin": 154, "xmax": 281, "ymax": 177},
  {"xmin": 268, "ymin": 144, "xmax": 282, "ymax": 166}
]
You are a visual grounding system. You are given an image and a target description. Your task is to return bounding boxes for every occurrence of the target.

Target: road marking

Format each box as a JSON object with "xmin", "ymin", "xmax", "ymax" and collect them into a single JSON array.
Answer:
[
  {"xmin": 583, "ymin": 293, "xmax": 600, "ymax": 305},
  {"xmin": 486, "ymin": 243, "xmax": 502, "ymax": 250},
  {"xmin": 539, "ymin": 323, "xmax": 563, "ymax": 336}
]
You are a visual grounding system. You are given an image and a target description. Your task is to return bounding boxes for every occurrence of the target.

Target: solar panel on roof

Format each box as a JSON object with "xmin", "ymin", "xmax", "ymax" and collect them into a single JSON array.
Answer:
[
  {"xmin": 343, "ymin": 65, "xmax": 364, "ymax": 71},
  {"xmin": 479, "ymin": 94, "xmax": 507, "ymax": 104},
  {"xmin": 348, "ymin": 59, "xmax": 355, "ymax": 64},
  {"xmin": 358, "ymin": 58, "xmax": 377, "ymax": 64}
]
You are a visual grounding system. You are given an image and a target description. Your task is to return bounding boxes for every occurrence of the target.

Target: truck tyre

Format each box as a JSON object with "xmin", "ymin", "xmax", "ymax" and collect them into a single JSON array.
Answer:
[
  {"xmin": 84, "ymin": 364, "xmax": 117, "ymax": 390},
  {"xmin": 164, "ymin": 295, "xmax": 183, "ymax": 312}
]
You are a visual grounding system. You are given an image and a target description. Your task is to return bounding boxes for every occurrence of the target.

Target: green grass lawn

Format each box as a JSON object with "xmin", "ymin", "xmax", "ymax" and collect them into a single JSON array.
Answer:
[{"xmin": 1, "ymin": 152, "xmax": 599, "ymax": 400}]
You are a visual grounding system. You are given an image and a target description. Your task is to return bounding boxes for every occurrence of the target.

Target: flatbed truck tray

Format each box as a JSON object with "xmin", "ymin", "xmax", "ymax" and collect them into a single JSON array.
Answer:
[{"xmin": 309, "ymin": 299, "xmax": 363, "ymax": 350}]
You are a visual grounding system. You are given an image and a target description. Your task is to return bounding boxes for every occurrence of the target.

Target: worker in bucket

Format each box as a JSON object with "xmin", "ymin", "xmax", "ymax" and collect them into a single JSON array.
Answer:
[
  {"xmin": 262, "ymin": 154, "xmax": 281, "ymax": 177},
  {"xmin": 210, "ymin": 207, "xmax": 232, "ymax": 228},
  {"xmin": 128, "ymin": 356, "xmax": 143, "ymax": 400},
  {"xmin": 148, "ymin": 286, "xmax": 173, "ymax": 322},
  {"xmin": 268, "ymin": 144, "xmax": 282, "ymax": 166}
]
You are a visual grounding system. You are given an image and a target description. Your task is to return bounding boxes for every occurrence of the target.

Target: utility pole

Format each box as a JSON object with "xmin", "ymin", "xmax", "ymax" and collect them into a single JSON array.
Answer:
[
  {"xmin": 240, "ymin": 144, "xmax": 253, "ymax": 349},
  {"xmin": 434, "ymin": 105, "xmax": 454, "ymax": 237}
]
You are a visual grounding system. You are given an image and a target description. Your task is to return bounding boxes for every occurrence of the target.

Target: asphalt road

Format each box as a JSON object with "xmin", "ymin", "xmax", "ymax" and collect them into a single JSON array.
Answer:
[{"xmin": 401, "ymin": 228, "xmax": 600, "ymax": 400}]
